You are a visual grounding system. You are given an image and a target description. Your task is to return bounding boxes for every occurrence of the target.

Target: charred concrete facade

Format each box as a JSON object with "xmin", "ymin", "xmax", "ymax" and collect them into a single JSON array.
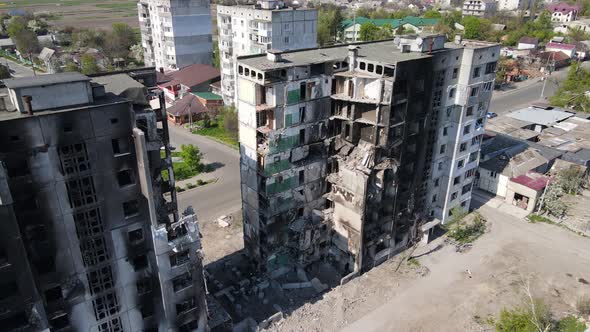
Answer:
[
  {"xmin": 236, "ymin": 36, "xmax": 500, "ymax": 278},
  {"xmin": 0, "ymin": 72, "xmax": 208, "ymax": 331}
]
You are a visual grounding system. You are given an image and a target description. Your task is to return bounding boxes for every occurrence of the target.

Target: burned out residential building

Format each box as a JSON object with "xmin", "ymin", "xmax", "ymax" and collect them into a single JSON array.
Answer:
[
  {"xmin": 236, "ymin": 36, "xmax": 500, "ymax": 278},
  {"xmin": 0, "ymin": 72, "xmax": 208, "ymax": 331}
]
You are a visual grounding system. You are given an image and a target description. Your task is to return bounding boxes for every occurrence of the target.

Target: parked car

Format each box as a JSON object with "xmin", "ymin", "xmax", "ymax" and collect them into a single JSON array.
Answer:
[{"xmin": 486, "ymin": 112, "xmax": 498, "ymax": 119}]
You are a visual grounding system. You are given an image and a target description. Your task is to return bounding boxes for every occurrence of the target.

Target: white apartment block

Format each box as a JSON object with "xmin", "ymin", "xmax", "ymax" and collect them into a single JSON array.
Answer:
[
  {"xmin": 497, "ymin": 0, "xmax": 533, "ymax": 11},
  {"xmin": 217, "ymin": 0, "xmax": 318, "ymax": 104},
  {"xmin": 139, "ymin": 0, "xmax": 213, "ymax": 70},
  {"xmin": 462, "ymin": 0, "xmax": 497, "ymax": 18},
  {"xmin": 427, "ymin": 37, "xmax": 500, "ymax": 222}
]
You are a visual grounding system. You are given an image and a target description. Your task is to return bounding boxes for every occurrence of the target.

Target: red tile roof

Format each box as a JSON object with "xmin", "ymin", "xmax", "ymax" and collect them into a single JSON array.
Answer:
[
  {"xmin": 167, "ymin": 94, "xmax": 208, "ymax": 117},
  {"xmin": 546, "ymin": 42, "xmax": 576, "ymax": 51},
  {"xmin": 167, "ymin": 64, "xmax": 220, "ymax": 88},
  {"xmin": 546, "ymin": 2, "xmax": 579, "ymax": 13},
  {"xmin": 510, "ymin": 172, "xmax": 551, "ymax": 191}
]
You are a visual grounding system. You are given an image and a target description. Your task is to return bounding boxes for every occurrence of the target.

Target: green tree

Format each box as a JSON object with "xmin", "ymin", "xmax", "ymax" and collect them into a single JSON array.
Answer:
[
  {"xmin": 212, "ymin": 42, "xmax": 220, "ymax": 69},
  {"xmin": 180, "ymin": 144, "xmax": 203, "ymax": 172},
  {"xmin": 221, "ymin": 106, "xmax": 239, "ymax": 141},
  {"xmin": 129, "ymin": 43, "xmax": 144, "ymax": 63},
  {"xmin": 7, "ymin": 16, "xmax": 27, "ymax": 38},
  {"xmin": 104, "ymin": 23, "xmax": 137, "ymax": 59},
  {"xmin": 376, "ymin": 23, "xmax": 394, "ymax": 39},
  {"xmin": 423, "ymin": 9, "xmax": 442, "ymax": 19},
  {"xmin": 359, "ymin": 22, "xmax": 379, "ymax": 41},
  {"xmin": 64, "ymin": 61, "xmax": 79, "ymax": 72},
  {"xmin": 556, "ymin": 315, "xmax": 586, "ymax": 332},
  {"xmin": 494, "ymin": 298, "xmax": 552, "ymax": 332},
  {"xmin": 0, "ymin": 64, "xmax": 10, "ymax": 79},
  {"xmin": 81, "ymin": 54, "xmax": 99, "ymax": 75},
  {"xmin": 557, "ymin": 165, "xmax": 587, "ymax": 195},
  {"xmin": 317, "ymin": 4, "xmax": 343, "ymax": 46},
  {"xmin": 462, "ymin": 16, "xmax": 491, "ymax": 40},
  {"xmin": 7, "ymin": 16, "xmax": 39, "ymax": 56},
  {"xmin": 541, "ymin": 184, "xmax": 568, "ymax": 218},
  {"xmin": 567, "ymin": 27, "xmax": 590, "ymax": 42},
  {"xmin": 72, "ymin": 29, "xmax": 106, "ymax": 49},
  {"xmin": 550, "ymin": 62, "xmax": 590, "ymax": 112}
]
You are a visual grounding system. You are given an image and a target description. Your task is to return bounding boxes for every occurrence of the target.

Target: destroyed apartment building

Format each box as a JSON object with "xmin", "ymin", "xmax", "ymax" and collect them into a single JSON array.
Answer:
[
  {"xmin": 237, "ymin": 36, "xmax": 500, "ymax": 278},
  {"xmin": 0, "ymin": 71, "xmax": 209, "ymax": 331}
]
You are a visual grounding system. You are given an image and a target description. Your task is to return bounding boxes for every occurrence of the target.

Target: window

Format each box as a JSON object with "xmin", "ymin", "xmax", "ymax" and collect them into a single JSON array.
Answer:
[
  {"xmin": 469, "ymin": 152, "xmax": 478, "ymax": 163},
  {"xmin": 472, "ymin": 135, "xmax": 481, "ymax": 145},
  {"xmin": 44, "ymin": 286, "xmax": 63, "ymax": 303},
  {"xmin": 359, "ymin": 62, "xmax": 366, "ymax": 70},
  {"xmin": 448, "ymin": 88, "xmax": 455, "ymax": 98},
  {"xmin": 170, "ymin": 250, "xmax": 190, "ymax": 267},
  {"xmin": 117, "ymin": 169, "xmax": 135, "ymax": 187},
  {"xmin": 462, "ymin": 184, "xmax": 471, "ymax": 195},
  {"xmin": 9, "ymin": 135, "xmax": 19, "ymax": 141},
  {"xmin": 87, "ymin": 266, "xmax": 114, "ymax": 296},
  {"xmin": 368, "ymin": 63, "xmax": 374, "ymax": 72},
  {"xmin": 432, "ymin": 194, "xmax": 437, "ymax": 203},
  {"xmin": 460, "ymin": 142, "xmax": 467, "ymax": 152},
  {"xmin": 446, "ymin": 106, "xmax": 453, "ymax": 117},
  {"xmin": 454, "ymin": 176, "xmax": 461, "ymax": 185},
  {"xmin": 110, "ymin": 118, "xmax": 118, "ymax": 124},
  {"xmin": 299, "ymin": 170, "xmax": 305, "ymax": 184},
  {"xmin": 112, "ymin": 138, "xmax": 130, "ymax": 155},
  {"xmin": 452, "ymin": 67, "xmax": 458, "ymax": 79},
  {"xmin": 137, "ymin": 277, "xmax": 152, "ymax": 295},
  {"xmin": 172, "ymin": 272, "xmax": 193, "ymax": 292},
  {"xmin": 490, "ymin": 171, "xmax": 498, "ymax": 178},
  {"xmin": 299, "ymin": 128, "xmax": 305, "ymax": 145},
  {"xmin": 132, "ymin": 254, "xmax": 148, "ymax": 271},
  {"xmin": 66, "ymin": 176, "xmax": 97, "ymax": 208},
  {"xmin": 443, "ymin": 127, "xmax": 448, "ymax": 136},
  {"xmin": 284, "ymin": 36, "xmax": 290, "ymax": 43},
  {"xmin": 461, "ymin": 201, "xmax": 467, "ymax": 208},
  {"xmin": 176, "ymin": 297, "xmax": 197, "ymax": 315},
  {"xmin": 438, "ymin": 162, "xmax": 443, "ymax": 170},
  {"xmin": 466, "ymin": 106, "xmax": 473, "ymax": 116},
  {"xmin": 49, "ymin": 313, "xmax": 69, "ymax": 330},
  {"xmin": 123, "ymin": 200, "xmax": 139, "ymax": 218},
  {"xmin": 465, "ymin": 168, "xmax": 476, "ymax": 179},
  {"xmin": 434, "ymin": 178, "xmax": 440, "ymax": 187},
  {"xmin": 470, "ymin": 87, "xmax": 479, "ymax": 97},
  {"xmin": 473, "ymin": 67, "xmax": 480, "ymax": 78},
  {"xmin": 439, "ymin": 144, "xmax": 446, "ymax": 154},
  {"xmin": 485, "ymin": 62, "xmax": 496, "ymax": 74},
  {"xmin": 458, "ymin": 159, "xmax": 465, "ymax": 168},
  {"xmin": 299, "ymin": 106, "xmax": 306, "ymax": 122},
  {"xmin": 451, "ymin": 192, "xmax": 458, "ymax": 201},
  {"xmin": 92, "ymin": 292, "xmax": 120, "ymax": 321},
  {"xmin": 79, "ymin": 236, "xmax": 109, "ymax": 267},
  {"xmin": 483, "ymin": 81, "xmax": 493, "ymax": 91},
  {"xmin": 463, "ymin": 124, "xmax": 471, "ymax": 135},
  {"xmin": 128, "ymin": 229, "xmax": 143, "ymax": 244},
  {"xmin": 63, "ymin": 124, "xmax": 73, "ymax": 133}
]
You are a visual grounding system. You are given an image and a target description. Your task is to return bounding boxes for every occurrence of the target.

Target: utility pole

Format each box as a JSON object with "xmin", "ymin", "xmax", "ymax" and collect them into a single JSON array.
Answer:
[
  {"xmin": 353, "ymin": 12, "xmax": 357, "ymax": 42},
  {"xmin": 540, "ymin": 51, "xmax": 553, "ymax": 99},
  {"xmin": 29, "ymin": 53, "xmax": 36, "ymax": 76}
]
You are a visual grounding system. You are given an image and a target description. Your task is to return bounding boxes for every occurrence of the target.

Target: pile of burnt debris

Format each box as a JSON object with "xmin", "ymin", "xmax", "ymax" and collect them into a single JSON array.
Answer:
[{"xmin": 205, "ymin": 250, "xmax": 341, "ymax": 331}]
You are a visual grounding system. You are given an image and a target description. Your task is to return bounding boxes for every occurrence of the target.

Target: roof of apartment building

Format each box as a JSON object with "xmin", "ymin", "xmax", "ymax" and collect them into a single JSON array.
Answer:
[
  {"xmin": 546, "ymin": 2, "xmax": 579, "ymax": 13},
  {"xmin": 160, "ymin": 64, "xmax": 220, "ymax": 88},
  {"xmin": 481, "ymin": 131, "xmax": 563, "ymax": 162},
  {"xmin": 341, "ymin": 16, "xmax": 439, "ymax": 29},
  {"xmin": 507, "ymin": 106, "xmax": 574, "ymax": 126},
  {"xmin": 166, "ymin": 94, "xmax": 208, "ymax": 117},
  {"xmin": 4, "ymin": 72, "xmax": 90, "ymax": 89},
  {"xmin": 238, "ymin": 37, "xmax": 497, "ymax": 71}
]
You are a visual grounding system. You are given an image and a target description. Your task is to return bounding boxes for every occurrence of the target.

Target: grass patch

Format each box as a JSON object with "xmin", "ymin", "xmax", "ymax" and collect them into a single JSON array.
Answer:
[
  {"xmin": 528, "ymin": 214, "xmax": 553, "ymax": 224},
  {"xmin": 192, "ymin": 123, "xmax": 238, "ymax": 148},
  {"xmin": 407, "ymin": 257, "xmax": 420, "ymax": 267},
  {"xmin": 446, "ymin": 213, "xmax": 486, "ymax": 244},
  {"xmin": 95, "ymin": 2, "xmax": 137, "ymax": 10}
]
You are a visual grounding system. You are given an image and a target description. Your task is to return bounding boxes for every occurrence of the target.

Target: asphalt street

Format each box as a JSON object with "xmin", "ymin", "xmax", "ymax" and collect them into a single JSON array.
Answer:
[
  {"xmin": 168, "ymin": 125, "xmax": 242, "ymax": 224},
  {"xmin": 2, "ymin": 57, "xmax": 39, "ymax": 78}
]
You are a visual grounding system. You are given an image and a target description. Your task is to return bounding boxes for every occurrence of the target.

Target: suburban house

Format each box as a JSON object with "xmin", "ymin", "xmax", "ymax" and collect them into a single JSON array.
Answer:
[
  {"xmin": 545, "ymin": 42, "xmax": 577, "ymax": 58},
  {"xmin": 462, "ymin": 0, "xmax": 497, "ymax": 18},
  {"xmin": 192, "ymin": 91, "xmax": 224, "ymax": 112},
  {"xmin": 340, "ymin": 16, "xmax": 439, "ymax": 42},
  {"xmin": 517, "ymin": 37, "xmax": 539, "ymax": 50},
  {"xmin": 554, "ymin": 18, "xmax": 590, "ymax": 34},
  {"xmin": 158, "ymin": 64, "xmax": 220, "ymax": 103},
  {"xmin": 166, "ymin": 93, "xmax": 210, "ymax": 125},
  {"xmin": 547, "ymin": 2, "xmax": 579, "ymax": 22}
]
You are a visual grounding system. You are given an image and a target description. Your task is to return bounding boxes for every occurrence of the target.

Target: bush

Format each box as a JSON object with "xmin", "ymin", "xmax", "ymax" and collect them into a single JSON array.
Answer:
[
  {"xmin": 173, "ymin": 162, "xmax": 197, "ymax": 180},
  {"xmin": 179, "ymin": 144, "xmax": 203, "ymax": 172},
  {"xmin": 494, "ymin": 298, "xmax": 552, "ymax": 332},
  {"xmin": 576, "ymin": 295, "xmax": 590, "ymax": 316},
  {"xmin": 176, "ymin": 186, "xmax": 185, "ymax": 192},
  {"xmin": 447, "ymin": 217, "xmax": 486, "ymax": 244},
  {"xmin": 556, "ymin": 315, "xmax": 586, "ymax": 332},
  {"xmin": 186, "ymin": 182, "xmax": 196, "ymax": 189},
  {"xmin": 528, "ymin": 214, "xmax": 553, "ymax": 224},
  {"xmin": 196, "ymin": 179, "xmax": 206, "ymax": 186}
]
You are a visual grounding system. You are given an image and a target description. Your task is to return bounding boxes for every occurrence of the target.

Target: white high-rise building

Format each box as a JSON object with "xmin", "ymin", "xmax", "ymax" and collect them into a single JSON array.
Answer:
[
  {"xmin": 139, "ymin": 0, "xmax": 213, "ymax": 70},
  {"xmin": 217, "ymin": 0, "xmax": 318, "ymax": 104}
]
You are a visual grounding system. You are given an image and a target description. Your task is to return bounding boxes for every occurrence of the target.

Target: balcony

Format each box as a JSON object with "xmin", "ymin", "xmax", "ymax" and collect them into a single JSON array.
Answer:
[{"xmin": 219, "ymin": 43, "xmax": 233, "ymax": 52}]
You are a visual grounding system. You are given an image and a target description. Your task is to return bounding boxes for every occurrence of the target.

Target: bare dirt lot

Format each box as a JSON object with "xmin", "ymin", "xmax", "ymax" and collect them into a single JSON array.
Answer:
[
  {"xmin": 264, "ymin": 202, "xmax": 590, "ymax": 332},
  {"xmin": 0, "ymin": 0, "xmax": 139, "ymax": 29}
]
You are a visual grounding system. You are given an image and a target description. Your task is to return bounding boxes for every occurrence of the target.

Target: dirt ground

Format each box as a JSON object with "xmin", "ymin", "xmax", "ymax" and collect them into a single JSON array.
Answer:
[
  {"xmin": 263, "ymin": 202, "xmax": 590, "ymax": 332},
  {"xmin": 561, "ymin": 190, "xmax": 590, "ymax": 236},
  {"xmin": 200, "ymin": 209, "xmax": 244, "ymax": 265},
  {"xmin": 0, "ymin": 0, "xmax": 138, "ymax": 29}
]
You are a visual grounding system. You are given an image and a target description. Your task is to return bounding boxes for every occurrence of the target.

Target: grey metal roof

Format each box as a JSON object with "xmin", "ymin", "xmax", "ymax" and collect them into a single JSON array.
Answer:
[
  {"xmin": 4, "ymin": 72, "xmax": 90, "ymax": 89},
  {"xmin": 507, "ymin": 106, "xmax": 574, "ymax": 126}
]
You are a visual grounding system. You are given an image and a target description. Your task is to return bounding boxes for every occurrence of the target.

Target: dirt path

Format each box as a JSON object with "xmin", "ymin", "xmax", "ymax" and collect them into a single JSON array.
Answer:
[{"xmin": 265, "ymin": 204, "xmax": 590, "ymax": 332}]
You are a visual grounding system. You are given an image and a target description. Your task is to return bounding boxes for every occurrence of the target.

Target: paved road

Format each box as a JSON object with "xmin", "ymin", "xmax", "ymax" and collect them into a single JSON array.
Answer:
[
  {"xmin": 490, "ymin": 61, "xmax": 590, "ymax": 114},
  {"xmin": 168, "ymin": 125, "xmax": 241, "ymax": 224},
  {"xmin": 2, "ymin": 57, "xmax": 39, "ymax": 78}
]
